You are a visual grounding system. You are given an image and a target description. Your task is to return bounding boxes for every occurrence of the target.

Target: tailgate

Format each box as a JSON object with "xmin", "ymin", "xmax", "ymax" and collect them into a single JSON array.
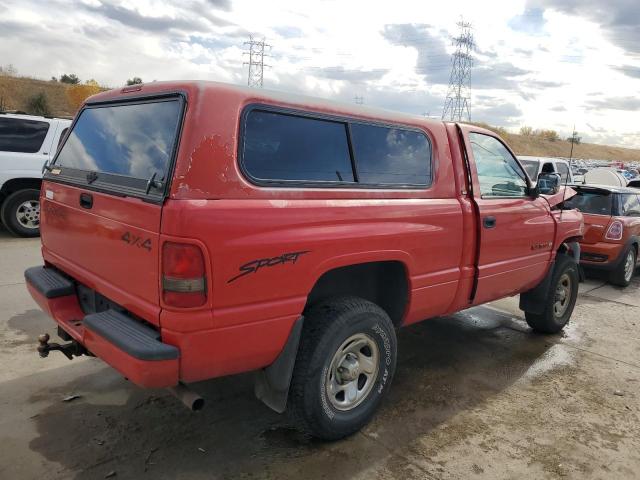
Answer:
[
  {"xmin": 40, "ymin": 183, "xmax": 163, "ymax": 324},
  {"xmin": 40, "ymin": 94, "xmax": 185, "ymax": 326}
]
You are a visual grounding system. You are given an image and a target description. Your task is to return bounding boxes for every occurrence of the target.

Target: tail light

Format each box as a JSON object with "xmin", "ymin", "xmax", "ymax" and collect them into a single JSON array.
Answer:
[
  {"xmin": 605, "ymin": 220, "xmax": 623, "ymax": 241},
  {"xmin": 162, "ymin": 242, "xmax": 207, "ymax": 308}
]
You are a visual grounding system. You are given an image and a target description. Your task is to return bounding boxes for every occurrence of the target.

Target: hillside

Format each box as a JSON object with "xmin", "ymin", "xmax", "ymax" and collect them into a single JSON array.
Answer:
[
  {"xmin": 0, "ymin": 75, "xmax": 75, "ymax": 117},
  {"xmin": 503, "ymin": 132, "xmax": 640, "ymax": 163},
  {"xmin": 2, "ymin": 74, "xmax": 639, "ymax": 163}
]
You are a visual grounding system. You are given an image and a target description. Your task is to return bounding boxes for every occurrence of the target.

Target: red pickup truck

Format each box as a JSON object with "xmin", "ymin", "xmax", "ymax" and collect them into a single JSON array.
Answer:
[{"xmin": 25, "ymin": 81, "xmax": 583, "ymax": 440}]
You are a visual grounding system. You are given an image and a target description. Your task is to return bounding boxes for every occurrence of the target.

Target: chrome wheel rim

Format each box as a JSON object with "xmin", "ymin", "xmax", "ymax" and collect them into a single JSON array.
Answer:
[
  {"xmin": 624, "ymin": 251, "xmax": 635, "ymax": 282},
  {"xmin": 15, "ymin": 200, "xmax": 40, "ymax": 229},
  {"xmin": 325, "ymin": 333, "xmax": 379, "ymax": 411},
  {"xmin": 553, "ymin": 273, "xmax": 572, "ymax": 318}
]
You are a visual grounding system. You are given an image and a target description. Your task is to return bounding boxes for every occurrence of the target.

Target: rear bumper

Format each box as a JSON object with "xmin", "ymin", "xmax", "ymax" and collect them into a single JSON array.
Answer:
[
  {"xmin": 25, "ymin": 266, "xmax": 179, "ymax": 388},
  {"xmin": 580, "ymin": 242, "xmax": 624, "ymax": 271}
]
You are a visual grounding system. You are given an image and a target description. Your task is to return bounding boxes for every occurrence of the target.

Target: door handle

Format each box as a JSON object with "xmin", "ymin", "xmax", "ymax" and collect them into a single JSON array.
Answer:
[
  {"xmin": 79, "ymin": 193, "xmax": 93, "ymax": 209},
  {"xmin": 483, "ymin": 216, "xmax": 496, "ymax": 229}
]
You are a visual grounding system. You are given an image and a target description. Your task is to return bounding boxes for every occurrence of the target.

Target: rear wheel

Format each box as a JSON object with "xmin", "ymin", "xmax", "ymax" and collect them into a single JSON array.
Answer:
[
  {"xmin": 610, "ymin": 246, "xmax": 636, "ymax": 287},
  {"xmin": 0, "ymin": 189, "xmax": 41, "ymax": 237},
  {"xmin": 525, "ymin": 254, "xmax": 579, "ymax": 334},
  {"xmin": 289, "ymin": 296, "xmax": 397, "ymax": 440}
]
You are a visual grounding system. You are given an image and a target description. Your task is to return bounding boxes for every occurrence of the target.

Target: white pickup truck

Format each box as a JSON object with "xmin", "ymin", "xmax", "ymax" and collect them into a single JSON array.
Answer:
[
  {"xmin": 0, "ymin": 113, "xmax": 71, "ymax": 236},
  {"xmin": 518, "ymin": 156, "xmax": 574, "ymax": 185}
]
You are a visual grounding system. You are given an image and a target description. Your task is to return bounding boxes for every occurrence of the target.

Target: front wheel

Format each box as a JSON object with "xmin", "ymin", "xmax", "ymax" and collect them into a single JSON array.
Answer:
[
  {"xmin": 288, "ymin": 296, "xmax": 397, "ymax": 440},
  {"xmin": 525, "ymin": 254, "xmax": 579, "ymax": 334},
  {"xmin": 0, "ymin": 189, "xmax": 41, "ymax": 237}
]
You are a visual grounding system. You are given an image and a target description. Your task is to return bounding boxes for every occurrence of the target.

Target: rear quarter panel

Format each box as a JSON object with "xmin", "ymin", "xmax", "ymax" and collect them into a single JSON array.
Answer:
[{"xmin": 159, "ymin": 89, "xmax": 468, "ymax": 380}]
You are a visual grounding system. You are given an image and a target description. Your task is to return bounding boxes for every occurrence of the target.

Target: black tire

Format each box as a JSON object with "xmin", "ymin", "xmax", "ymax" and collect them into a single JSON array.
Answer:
[
  {"xmin": 289, "ymin": 296, "xmax": 397, "ymax": 440},
  {"xmin": 609, "ymin": 246, "xmax": 636, "ymax": 287},
  {"xmin": 0, "ymin": 189, "xmax": 41, "ymax": 237},
  {"xmin": 525, "ymin": 254, "xmax": 579, "ymax": 334}
]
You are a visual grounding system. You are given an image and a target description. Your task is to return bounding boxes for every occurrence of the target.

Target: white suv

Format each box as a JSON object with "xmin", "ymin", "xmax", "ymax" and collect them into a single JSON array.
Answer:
[{"xmin": 0, "ymin": 113, "xmax": 71, "ymax": 237}]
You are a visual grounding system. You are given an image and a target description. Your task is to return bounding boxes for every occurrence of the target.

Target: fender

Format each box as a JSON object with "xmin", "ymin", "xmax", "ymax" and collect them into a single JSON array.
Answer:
[{"xmin": 254, "ymin": 315, "xmax": 304, "ymax": 413}]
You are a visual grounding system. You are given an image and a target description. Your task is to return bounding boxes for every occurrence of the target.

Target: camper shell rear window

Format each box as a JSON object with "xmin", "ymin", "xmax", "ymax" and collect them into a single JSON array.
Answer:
[{"xmin": 49, "ymin": 94, "xmax": 184, "ymax": 202}]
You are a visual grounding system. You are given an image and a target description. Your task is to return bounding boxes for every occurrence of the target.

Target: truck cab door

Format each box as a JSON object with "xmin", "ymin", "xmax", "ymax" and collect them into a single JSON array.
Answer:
[{"xmin": 459, "ymin": 127, "xmax": 555, "ymax": 305}]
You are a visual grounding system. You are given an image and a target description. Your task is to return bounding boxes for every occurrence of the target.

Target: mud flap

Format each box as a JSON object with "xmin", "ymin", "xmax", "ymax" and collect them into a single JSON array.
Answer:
[
  {"xmin": 519, "ymin": 261, "xmax": 556, "ymax": 315},
  {"xmin": 568, "ymin": 242, "xmax": 585, "ymax": 282},
  {"xmin": 254, "ymin": 316, "xmax": 304, "ymax": 413}
]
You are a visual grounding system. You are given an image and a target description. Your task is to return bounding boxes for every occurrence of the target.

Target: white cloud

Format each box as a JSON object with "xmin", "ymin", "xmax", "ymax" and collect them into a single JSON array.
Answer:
[{"xmin": 0, "ymin": 0, "xmax": 639, "ymax": 147}]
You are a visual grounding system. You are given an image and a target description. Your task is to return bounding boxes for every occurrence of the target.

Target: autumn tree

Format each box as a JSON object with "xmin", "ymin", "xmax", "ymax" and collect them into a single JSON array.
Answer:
[
  {"xmin": 537, "ymin": 129, "xmax": 560, "ymax": 142},
  {"xmin": 66, "ymin": 83, "xmax": 102, "ymax": 111}
]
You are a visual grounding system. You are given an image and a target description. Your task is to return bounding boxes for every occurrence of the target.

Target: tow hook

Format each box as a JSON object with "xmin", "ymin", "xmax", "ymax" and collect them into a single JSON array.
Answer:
[{"xmin": 37, "ymin": 333, "xmax": 87, "ymax": 360}]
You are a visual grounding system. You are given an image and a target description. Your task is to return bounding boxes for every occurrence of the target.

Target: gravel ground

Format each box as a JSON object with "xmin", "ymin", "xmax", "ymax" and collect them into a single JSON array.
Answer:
[{"xmin": 0, "ymin": 226, "xmax": 638, "ymax": 480}]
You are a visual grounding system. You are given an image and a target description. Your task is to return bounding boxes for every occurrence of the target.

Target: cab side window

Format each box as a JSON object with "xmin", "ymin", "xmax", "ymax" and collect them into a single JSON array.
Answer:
[{"xmin": 469, "ymin": 133, "xmax": 528, "ymax": 198}]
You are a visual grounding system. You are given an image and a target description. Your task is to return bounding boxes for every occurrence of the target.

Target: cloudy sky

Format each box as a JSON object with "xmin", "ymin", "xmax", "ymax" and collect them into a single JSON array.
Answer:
[{"xmin": 1, "ymin": 0, "xmax": 639, "ymax": 147}]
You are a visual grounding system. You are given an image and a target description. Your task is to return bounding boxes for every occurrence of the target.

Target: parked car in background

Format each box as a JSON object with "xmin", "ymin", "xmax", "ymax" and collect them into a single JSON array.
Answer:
[
  {"xmin": 582, "ymin": 168, "xmax": 628, "ymax": 188},
  {"xmin": 624, "ymin": 168, "xmax": 639, "ymax": 179},
  {"xmin": 24, "ymin": 81, "xmax": 583, "ymax": 440},
  {"xmin": 518, "ymin": 156, "xmax": 574, "ymax": 184},
  {"xmin": 0, "ymin": 113, "xmax": 71, "ymax": 236},
  {"xmin": 627, "ymin": 179, "xmax": 640, "ymax": 189},
  {"xmin": 618, "ymin": 169, "xmax": 635, "ymax": 181},
  {"xmin": 564, "ymin": 185, "xmax": 640, "ymax": 286}
]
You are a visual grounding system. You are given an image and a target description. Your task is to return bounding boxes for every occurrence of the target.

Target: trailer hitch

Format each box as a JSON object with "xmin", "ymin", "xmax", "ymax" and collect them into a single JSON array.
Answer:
[{"xmin": 37, "ymin": 333, "xmax": 87, "ymax": 360}]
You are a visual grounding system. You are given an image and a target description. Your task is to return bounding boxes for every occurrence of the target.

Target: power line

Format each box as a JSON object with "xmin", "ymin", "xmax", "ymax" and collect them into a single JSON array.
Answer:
[
  {"xmin": 243, "ymin": 35, "xmax": 271, "ymax": 88},
  {"xmin": 442, "ymin": 19, "xmax": 475, "ymax": 122}
]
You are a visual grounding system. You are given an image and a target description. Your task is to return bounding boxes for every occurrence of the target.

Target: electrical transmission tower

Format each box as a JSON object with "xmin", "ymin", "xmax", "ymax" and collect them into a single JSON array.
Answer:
[
  {"xmin": 354, "ymin": 95, "xmax": 364, "ymax": 105},
  {"xmin": 243, "ymin": 36, "xmax": 270, "ymax": 88},
  {"xmin": 442, "ymin": 20, "xmax": 475, "ymax": 122}
]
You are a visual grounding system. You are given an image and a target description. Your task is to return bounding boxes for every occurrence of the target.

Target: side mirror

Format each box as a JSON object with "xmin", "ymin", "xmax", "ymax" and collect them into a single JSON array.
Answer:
[{"xmin": 536, "ymin": 172, "xmax": 562, "ymax": 195}]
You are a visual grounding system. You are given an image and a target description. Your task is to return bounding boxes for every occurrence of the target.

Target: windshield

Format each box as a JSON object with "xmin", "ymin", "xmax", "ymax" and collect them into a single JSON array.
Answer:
[
  {"xmin": 55, "ymin": 99, "xmax": 181, "ymax": 182},
  {"xmin": 519, "ymin": 159, "xmax": 539, "ymax": 179},
  {"xmin": 563, "ymin": 190, "xmax": 613, "ymax": 215}
]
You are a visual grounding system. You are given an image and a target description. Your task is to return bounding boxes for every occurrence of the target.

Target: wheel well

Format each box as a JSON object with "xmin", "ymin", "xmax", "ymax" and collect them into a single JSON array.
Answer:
[
  {"xmin": 305, "ymin": 261, "xmax": 409, "ymax": 327},
  {"xmin": 558, "ymin": 237, "xmax": 582, "ymax": 255},
  {"xmin": 0, "ymin": 178, "xmax": 42, "ymax": 203}
]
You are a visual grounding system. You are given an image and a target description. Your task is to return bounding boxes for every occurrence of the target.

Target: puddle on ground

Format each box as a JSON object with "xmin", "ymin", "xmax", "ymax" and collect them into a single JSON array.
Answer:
[
  {"xmin": 523, "ymin": 344, "xmax": 574, "ymax": 380},
  {"xmin": 22, "ymin": 303, "xmax": 583, "ymax": 479},
  {"xmin": 6, "ymin": 309, "xmax": 49, "ymax": 346}
]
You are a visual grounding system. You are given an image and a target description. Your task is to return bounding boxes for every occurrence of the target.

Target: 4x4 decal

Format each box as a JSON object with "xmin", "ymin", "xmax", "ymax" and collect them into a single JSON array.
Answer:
[
  {"xmin": 121, "ymin": 231, "xmax": 152, "ymax": 252},
  {"xmin": 228, "ymin": 251, "xmax": 310, "ymax": 283}
]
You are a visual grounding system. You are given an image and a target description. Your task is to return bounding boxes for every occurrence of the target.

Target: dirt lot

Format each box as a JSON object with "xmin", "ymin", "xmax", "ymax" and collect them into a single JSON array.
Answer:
[{"xmin": 1, "ymin": 226, "xmax": 638, "ymax": 480}]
